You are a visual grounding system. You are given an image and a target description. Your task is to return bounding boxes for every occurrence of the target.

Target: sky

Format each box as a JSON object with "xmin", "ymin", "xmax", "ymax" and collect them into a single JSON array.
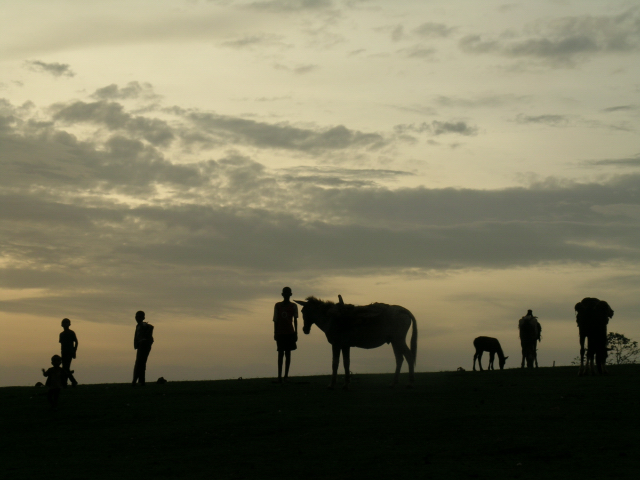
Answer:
[{"xmin": 1, "ymin": 0, "xmax": 639, "ymax": 386}]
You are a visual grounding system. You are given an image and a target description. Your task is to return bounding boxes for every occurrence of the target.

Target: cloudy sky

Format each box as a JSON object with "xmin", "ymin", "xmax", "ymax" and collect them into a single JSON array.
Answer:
[{"xmin": 1, "ymin": 0, "xmax": 639, "ymax": 385}]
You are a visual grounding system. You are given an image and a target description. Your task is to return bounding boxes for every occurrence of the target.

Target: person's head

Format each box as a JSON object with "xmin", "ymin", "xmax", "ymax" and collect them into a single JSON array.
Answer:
[
  {"xmin": 527, "ymin": 309, "xmax": 533, "ymax": 316},
  {"xmin": 61, "ymin": 318, "xmax": 71, "ymax": 329},
  {"xmin": 281, "ymin": 286, "xmax": 292, "ymax": 300},
  {"xmin": 135, "ymin": 311, "xmax": 145, "ymax": 323},
  {"xmin": 51, "ymin": 355, "xmax": 62, "ymax": 367}
]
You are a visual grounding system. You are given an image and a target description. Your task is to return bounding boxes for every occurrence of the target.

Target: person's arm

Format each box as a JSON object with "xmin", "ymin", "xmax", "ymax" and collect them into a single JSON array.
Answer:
[
  {"xmin": 42, "ymin": 368, "xmax": 47, "ymax": 377},
  {"xmin": 273, "ymin": 305, "xmax": 278, "ymax": 341},
  {"xmin": 294, "ymin": 305, "xmax": 298, "ymax": 339},
  {"xmin": 134, "ymin": 327, "xmax": 139, "ymax": 350},
  {"xmin": 73, "ymin": 332, "xmax": 78, "ymax": 355}
]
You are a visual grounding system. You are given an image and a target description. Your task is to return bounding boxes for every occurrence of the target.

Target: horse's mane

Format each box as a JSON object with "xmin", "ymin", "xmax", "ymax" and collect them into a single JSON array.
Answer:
[{"xmin": 304, "ymin": 296, "xmax": 336, "ymax": 312}]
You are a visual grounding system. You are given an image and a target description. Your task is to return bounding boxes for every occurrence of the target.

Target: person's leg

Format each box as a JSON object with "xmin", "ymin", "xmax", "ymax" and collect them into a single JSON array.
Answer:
[
  {"xmin": 62, "ymin": 355, "xmax": 77, "ymax": 386},
  {"xmin": 284, "ymin": 350, "xmax": 291, "ymax": 380},
  {"xmin": 139, "ymin": 347, "xmax": 151, "ymax": 385},
  {"xmin": 277, "ymin": 351, "xmax": 284, "ymax": 382},
  {"xmin": 133, "ymin": 346, "xmax": 151, "ymax": 385}
]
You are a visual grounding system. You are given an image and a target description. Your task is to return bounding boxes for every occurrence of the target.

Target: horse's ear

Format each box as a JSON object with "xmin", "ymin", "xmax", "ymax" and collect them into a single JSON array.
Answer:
[{"xmin": 294, "ymin": 300, "xmax": 306, "ymax": 306}]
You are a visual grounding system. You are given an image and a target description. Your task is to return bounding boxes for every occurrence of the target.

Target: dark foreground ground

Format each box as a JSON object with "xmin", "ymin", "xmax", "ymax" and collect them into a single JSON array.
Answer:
[{"xmin": 2, "ymin": 365, "xmax": 639, "ymax": 479}]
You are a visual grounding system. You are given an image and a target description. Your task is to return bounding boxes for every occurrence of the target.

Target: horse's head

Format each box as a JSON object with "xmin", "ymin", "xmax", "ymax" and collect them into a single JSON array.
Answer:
[
  {"xmin": 295, "ymin": 296, "xmax": 334, "ymax": 334},
  {"xmin": 294, "ymin": 299, "xmax": 314, "ymax": 334},
  {"xmin": 499, "ymin": 356, "xmax": 508, "ymax": 370}
]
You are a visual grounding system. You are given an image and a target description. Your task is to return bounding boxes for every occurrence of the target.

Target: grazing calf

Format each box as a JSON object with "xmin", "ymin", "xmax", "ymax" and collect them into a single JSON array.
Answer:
[
  {"xmin": 575, "ymin": 297, "xmax": 613, "ymax": 375},
  {"xmin": 473, "ymin": 336, "xmax": 508, "ymax": 371},
  {"xmin": 519, "ymin": 310, "xmax": 541, "ymax": 368}
]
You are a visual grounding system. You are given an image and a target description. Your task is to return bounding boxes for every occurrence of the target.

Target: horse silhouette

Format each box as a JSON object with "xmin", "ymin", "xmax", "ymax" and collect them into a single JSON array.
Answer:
[
  {"xmin": 295, "ymin": 295, "xmax": 417, "ymax": 389},
  {"xmin": 473, "ymin": 336, "xmax": 508, "ymax": 371}
]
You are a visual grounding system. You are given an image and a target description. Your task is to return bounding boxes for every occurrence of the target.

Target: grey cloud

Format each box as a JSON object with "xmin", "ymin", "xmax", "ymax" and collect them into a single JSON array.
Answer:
[
  {"xmin": 394, "ymin": 121, "xmax": 477, "ymax": 136},
  {"xmin": 273, "ymin": 63, "xmax": 319, "ymax": 74},
  {"xmin": 280, "ymin": 166, "xmax": 414, "ymax": 187},
  {"xmin": 431, "ymin": 121, "xmax": 477, "ymax": 136},
  {"xmin": 91, "ymin": 82, "xmax": 160, "ymax": 101},
  {"xmin": 398, "ymin": 45, "xmax": 436, "ymax": 59},
  {"xmin": 413, "ymin": 22, "xmax": 456, "ymax": 38},
  {"xmin": 220, "ymin": 34, "xmax": 287, "ymax": 49},
  {"xmin": 3, "ymin": 95, "xmax": 640, "ymax": 322},
  {"xmin": 293, "ymin": 64, "xmax": 318, "ymax": 74},
  {"xmin": 185, "ymin": 111, "xmax": 386, "ymax": 151},
  {"xmin": 602, "ymin": 105, "xmax": 636, "ymax": 112},
  {"xmin": 586, "ymin": 154, "xmax": 640, "ymax": 167},
  {"xmin": 515, "ymin": 114, "xmax": 570, "ymax": 126},
  {"xmin": 25, "ymin": 60, "xmax": 75, "ymax": 77},
  {"xmin": 460, "ymin": 10, "xmax": 640, "ymax": 66},
  {"xmin": 435, "ymin": 94, "xmax": 532, "ymax": 109},
  {"xmin": 391, "ymin": 25, "xmax": 404, "ymax": 42},
  {"xmin": 248, "ymin": 0, "xmax": 333, "ymax": 12},
  {"xmin": 52, "ymin": 100, "xmax": 174, "ymax": 146}
]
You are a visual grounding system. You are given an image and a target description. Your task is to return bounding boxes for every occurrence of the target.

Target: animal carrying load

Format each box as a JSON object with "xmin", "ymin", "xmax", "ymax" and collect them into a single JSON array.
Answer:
[
  {"xmin": 518, "ymin": 315, "xmax": 541, "ymax": 342},
  {"xmin": 574, "ymin": 297, "xmax": 614, "ymax": 326}
]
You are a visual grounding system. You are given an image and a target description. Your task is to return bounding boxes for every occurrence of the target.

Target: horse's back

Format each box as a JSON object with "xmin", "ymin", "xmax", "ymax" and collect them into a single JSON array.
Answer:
[{"xmin": 337, "ymin": 303, "xmax": 414, "ymax": 348}]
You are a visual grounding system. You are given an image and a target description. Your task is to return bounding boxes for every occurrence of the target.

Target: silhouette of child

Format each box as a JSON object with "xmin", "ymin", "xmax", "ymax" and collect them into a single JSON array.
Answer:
[
  {"xmin": 59, "ymin": 318, "xmax": 78, "ymax": 387},
  {"xmin": 42, "ymin": 355, "xmax": 64, "ymax": 408},
  {"xmin": 273, "ymin": 287, "xmax": 298, "ymax": 383},
  {"xmin": 132, "ymin": 311, "xmax": 154, "ymax": 386}
]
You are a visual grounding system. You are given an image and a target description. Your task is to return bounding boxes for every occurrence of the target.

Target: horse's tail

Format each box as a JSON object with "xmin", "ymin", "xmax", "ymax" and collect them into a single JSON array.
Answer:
[{"xmin": 409, "ymin": 312, "xmax": 418, "ymax": 366}]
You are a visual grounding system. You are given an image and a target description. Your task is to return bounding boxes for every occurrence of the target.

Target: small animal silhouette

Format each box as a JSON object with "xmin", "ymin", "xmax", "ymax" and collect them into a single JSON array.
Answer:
[{"xmin": 473, "ymin": 336, "xmax": 508, "ymax": 371}]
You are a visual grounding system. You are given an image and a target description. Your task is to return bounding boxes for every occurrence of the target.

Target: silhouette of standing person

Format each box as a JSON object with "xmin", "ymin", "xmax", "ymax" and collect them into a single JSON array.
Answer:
[
  {"xmin": 42, "ymin": 355, "xmax": 64, "ymax": 408},
  {"xmin": 132, "ymin": 311, "xmax": 154, "ymax": 387},
  {"xmin": 59, "ymin": 318, "xmax": 78, "ymax": 387},
  {"xmin": 273, "ymin": 287, "xmax": 298, "ymax": 383}
]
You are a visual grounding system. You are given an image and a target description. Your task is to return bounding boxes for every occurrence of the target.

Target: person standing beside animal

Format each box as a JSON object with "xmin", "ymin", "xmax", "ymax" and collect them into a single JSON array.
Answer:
[
  {"xmin": 132, "ymin": 310, "xmax": 154, "ymax": 387},
  {"xmin": 273, "ymin": 287, "xmax": 298, "ymax": 383},
  {"xmin": 42, "ymin": 355, "xmax": 64, "ymax": 408},
  {"xmin": 518, "ymin": 310, "xmax": 541, "ymax": 368},
  {"xmin": 59, "ymin": 318, "xmax": 78, "ymax": 387}
]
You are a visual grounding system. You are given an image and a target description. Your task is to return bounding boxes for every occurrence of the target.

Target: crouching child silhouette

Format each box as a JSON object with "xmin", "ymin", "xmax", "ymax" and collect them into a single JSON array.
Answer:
[
  {"xmin": 273, "ymin": 287, "xmax": 298, "ymax": 383},
  {"xmin": 42, "ymin": 355, "xmax": 64, "ymax": 408},
  {"xmin": 132, "ymin": 311, "xmax": 154, "ymax": 386}
]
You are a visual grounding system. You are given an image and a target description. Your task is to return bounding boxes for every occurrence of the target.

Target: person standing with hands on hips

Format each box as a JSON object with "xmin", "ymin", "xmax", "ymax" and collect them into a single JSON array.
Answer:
[{"xmin": 273, "ymin": 287, "xmax": 298, "ymax": 383}]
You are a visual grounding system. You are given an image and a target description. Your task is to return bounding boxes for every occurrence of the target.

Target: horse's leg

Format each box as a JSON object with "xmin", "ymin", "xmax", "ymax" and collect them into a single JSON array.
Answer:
[
  {"xmin": 534, "ymin": 347, "xmax": 538, "ymax": 368},
  {"xmin": 390, "ymin": 343, "xmax": 403, "ymax": 386},
  {"xmin": 521, "ymin": 346, "xmax": 525, "ymax": 369},
  {"xmin": 342, "ymin": 347, "xmax": 350, "ymax": 390},
  {"xmin": 400, "ymin": 342, "xmax": 414, "ymax": 386},
  {"xmin": 477, "ymin": 351, "xmax": 484, "ymax": 371},
  {"xmin": 489, "ymin": 351, "xmax": 495, "ymax": 370},
  {"xmin": 329, "ymin": 344, "xmax": 340, "ymax": 389},
  {"xmin": 473, "ymin": 352, "xmax": 478, "ymax": 371}
]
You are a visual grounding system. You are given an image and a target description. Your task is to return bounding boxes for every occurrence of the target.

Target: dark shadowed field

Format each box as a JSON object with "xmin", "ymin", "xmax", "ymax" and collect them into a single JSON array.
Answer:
[{"xmin": 2, "ymin": 366, "xmax": 639, "ymax": 479}]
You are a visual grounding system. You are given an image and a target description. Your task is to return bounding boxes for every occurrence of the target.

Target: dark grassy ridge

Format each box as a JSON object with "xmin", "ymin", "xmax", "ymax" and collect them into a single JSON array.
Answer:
[{"xmin": 2, "ymin": 366, "xmax": 639, "ymax": 479}]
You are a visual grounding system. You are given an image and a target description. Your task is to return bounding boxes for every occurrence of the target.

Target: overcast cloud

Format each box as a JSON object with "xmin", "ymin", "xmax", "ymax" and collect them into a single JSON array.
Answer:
[{"xmin": 2, "ymin": 94, "xmax": 639, "ymax": 323}]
